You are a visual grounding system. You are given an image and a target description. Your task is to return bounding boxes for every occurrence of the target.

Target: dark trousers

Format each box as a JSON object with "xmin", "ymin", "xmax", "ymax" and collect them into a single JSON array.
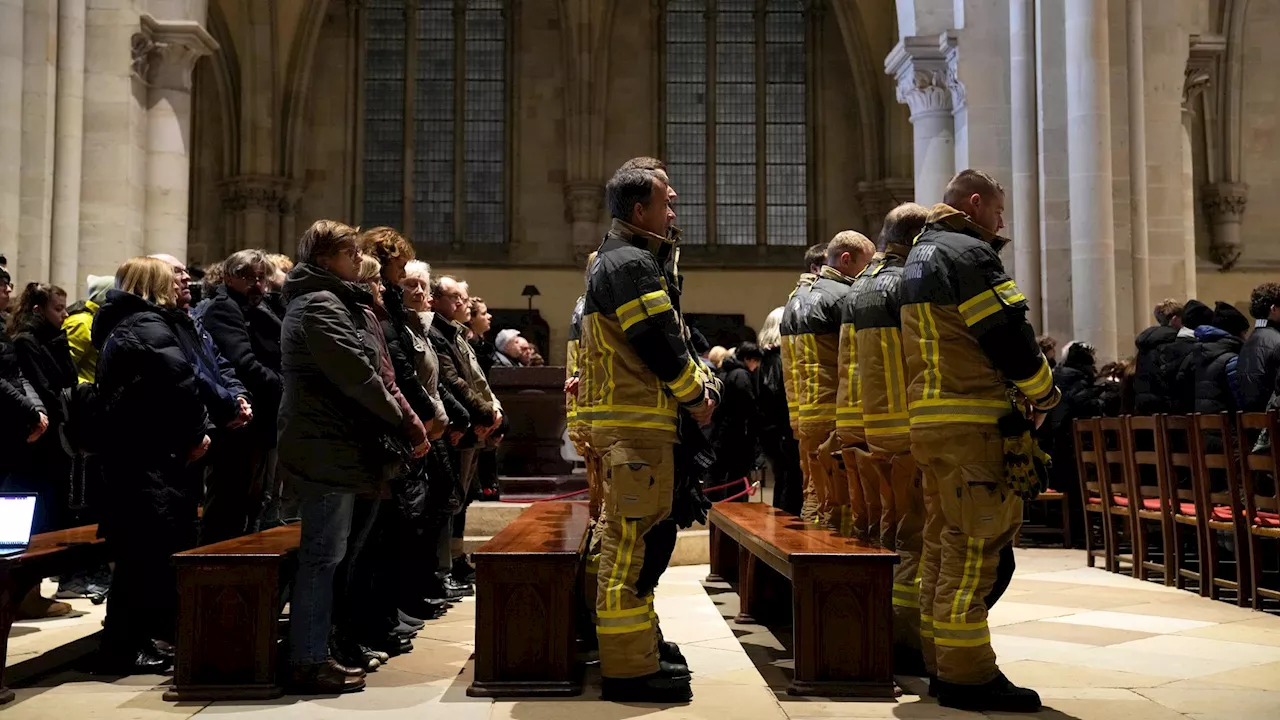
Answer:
[
  {"xmin": 767, "ymin": 436, "xmax": 803, "ymax": 516},
  {"xmin": 984, "ymin": 542, "xmax": 1016, "ymax": 609},
  {"xmin": 635, "ymin": 518, "xmax": 679, "ymax": 599},
  {"xmin": 338, "ymin": 498, "xmax": 399, "ymax": 643},
  {"xmin": 202, "ymin": 430, "xmax": 276, "ymax": 544},
  {"xmin": 102, "ymin": 522, "xmax": 196, "ymax": 655}
]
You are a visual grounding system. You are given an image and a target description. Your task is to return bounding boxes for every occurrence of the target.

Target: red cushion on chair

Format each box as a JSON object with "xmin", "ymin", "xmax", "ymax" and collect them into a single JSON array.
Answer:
[
  {"xmin": 1177, "ymin": 502, "xmax": 1198, "ymax": 516},
  {"xmin": 1112, "ymin": 495, "xmax": 1129, "ymax": 507},
  {"xmin": 1088, "ymin": 497, "xmax": 1102, "ymax": 505},
  {"xmin": 1139, "ymin": 498, "xmax": 1162, "ymax": 511},
  {"xmin": 1211, "ymin": 505, "xmax": 1237, "ymax": 522},
  {"xmin": 1256, "ymin": 511, "xmax": 1280, "ymax": 527}
]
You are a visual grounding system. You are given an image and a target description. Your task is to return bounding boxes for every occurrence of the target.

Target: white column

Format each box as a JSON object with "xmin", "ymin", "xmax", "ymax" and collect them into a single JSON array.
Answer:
[
  {"xmin": 0, "ymin": 0, "xmax": 23, "ymax": 271},
  {"xmin": 19, "ymin": 0, "xmax": 57, "ymax": 285},
  {"xmin": 133, "ymin": 14, "xmax": 216, "ymax": 260},
  {"xmin": 1065, "ymin": 0, "xmax": 1118, "ymax": 359},
  {"xmin": 1126, "ymin": 0, "xmax": 1150, "ymax": 331},
  {"xmin": 886, "ymin": 36, "xmax": 954, "ymax": 206},
  {"xmin": 1036, "ymin": 0, "xmax": 1073, "ymax": 341},
  {"xmin": 1009, "ymin": 0, "xmax": 1041, "ymax": 330},
  {"xmin": 51, "ymin": 0, "xmax": 85, "ymax": 296},
  {"xmin": 1187, "ymin": 35, "xmax": 1227, "ymax": 277}
]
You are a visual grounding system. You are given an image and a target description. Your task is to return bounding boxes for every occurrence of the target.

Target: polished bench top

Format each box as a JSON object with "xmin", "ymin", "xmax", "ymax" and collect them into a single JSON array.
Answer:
[
  {"xmin": 710, "ymin": 504, "xmax": 898, "ymax": 565},
  {"xmin": 474, "ymin": 501, "xmax": 590, "ymax": 557}
]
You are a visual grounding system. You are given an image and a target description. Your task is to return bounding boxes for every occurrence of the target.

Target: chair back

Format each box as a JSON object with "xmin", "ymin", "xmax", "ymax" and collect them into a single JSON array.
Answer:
[
  {"xmin": 1098, "ymin": 418, "xmax": 1131, "ymax": 506},
  {"xmin": 1124, "ymin": 415, "xmax": 1171, "ymax": 514},
  {"xmin": 1237, "ymin": 411, "xmax": 1280, "ymax": 527},
  {"xmin": 1162, "ymin": 414, "xmax": 1199, "ymax": 516},
  {"xmin": 1192, "ymin": 413, "xmax": 1246, "ymax": 524},
  {"xmin": 1074, "ymin": 418, "xmax": 1107, "ymax": 511}
]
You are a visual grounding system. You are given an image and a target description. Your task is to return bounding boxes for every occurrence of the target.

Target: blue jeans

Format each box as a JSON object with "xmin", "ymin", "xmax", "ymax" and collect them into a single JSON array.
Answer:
[{"xmin": 288, "ymin": 492, "xmax": 379, "ymax": 665}]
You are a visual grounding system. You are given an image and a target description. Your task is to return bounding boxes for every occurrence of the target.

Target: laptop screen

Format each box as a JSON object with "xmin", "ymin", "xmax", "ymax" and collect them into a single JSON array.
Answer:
[{"xmin": 0, "ymin": 495, "xmax": 37, "ymax": 546}]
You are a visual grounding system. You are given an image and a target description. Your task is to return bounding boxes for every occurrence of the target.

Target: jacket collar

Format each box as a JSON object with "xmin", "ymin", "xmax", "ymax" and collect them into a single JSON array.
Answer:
[
  {"xmin": 609, "ymin": 219, "xmax": 674, "ymax": 261},
  {"xmin": 925, "ymin": 203, "xmax": 1011, "ymax": 252},
  {"xmin": 884, "ymin": 242, "xmax": 913, "ymax": 260},
  {"xmin": 818, "ymin": 264, "xmax": 855, "ymax": 285}
]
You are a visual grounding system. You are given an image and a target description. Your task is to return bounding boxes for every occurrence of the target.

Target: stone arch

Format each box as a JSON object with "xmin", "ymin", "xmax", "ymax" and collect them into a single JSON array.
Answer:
[
  {"xmin": 829, "ymin": 0, "xmax": 889, "ymax": 181},
  {"xmin": 205, "ymin": 0, "xmax": 240, "ymax": 176},
  {"xmin": 281, "ymin": 0, "xmax": 331, "ymax": 180}
]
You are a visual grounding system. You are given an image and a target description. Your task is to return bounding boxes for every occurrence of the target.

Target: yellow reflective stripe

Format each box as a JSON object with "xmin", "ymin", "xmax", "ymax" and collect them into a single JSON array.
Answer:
[
  {"xmin": 598, "ymin": 604, "xmax": 651, "ymax": 620},
  {"xmin": 919, "ymin": 612, "xmax": 935, "ymax": 639},
  {"xmin": 844, "ymin": 323, "xmax": 859, "ymax": 413},
  {"xmin": 995, "ymin": 280, "xmax": 1026, "ymax": 306},
  {"xmin": 806, "ymin": 334, "xmax": 820, "ymax": 410},
  {"xmin": 863, "ymin": 412, "xmax": 910, "ymax": 431},
  {"xmin": 909, "ymin": 397, "xmax": 1011, "ymax": 425},
  {"xmin": 1014, "ymin": 357, "xmax": 1055, "ymax": 401},
  {"xmin": 666, "ymin": 359, "xmax": 703, "ymax": 403},
  {"xmin": 606, "ymin": 519, "xmax": 638, "ymax": 611},
  {"xmin": 881, "ymin": 327, "xmax": 906, "ymax": 414},
  {"xmin": 918, "ymin": 304, "xmax": 941, "ymax": 400},
  {"xmin": 892, "ymin": 582, "xmax": 921, "ymax": 608},
  {"xmin": 933, "ymin": 618, "xmax": 992, "ymax": 647},
  {"xmin": 951, "ymin": 537, "xmax": 986, "ymax": 623},
  {"xmin": 596, "ymin": 620, "xmax": 653, "ymax": 635},
  {"xmin": 958, "ymin": 289, "xmax": 1002, "ymax": 327},
  {"xmin": 617, "ymin": 290, "xmax": 673, "ymax": 332}
]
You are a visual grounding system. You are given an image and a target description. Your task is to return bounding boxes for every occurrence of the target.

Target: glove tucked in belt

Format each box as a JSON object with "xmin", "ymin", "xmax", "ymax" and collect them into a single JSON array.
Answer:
[{"xmin": 998, "ymin": 410, "xmax": 1051, "ymax": 501}]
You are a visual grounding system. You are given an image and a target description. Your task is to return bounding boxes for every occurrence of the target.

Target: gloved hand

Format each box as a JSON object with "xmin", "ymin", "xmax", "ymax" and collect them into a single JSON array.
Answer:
[{"xmin": 1003, "ymin": 431, "xmax": 1050, "ymax": 501}]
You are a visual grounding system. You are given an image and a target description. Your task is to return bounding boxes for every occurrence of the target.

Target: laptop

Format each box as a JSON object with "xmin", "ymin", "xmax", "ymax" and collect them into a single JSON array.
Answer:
[{"xmin": 0, "ymin": 493, "xmax": 38, "ymax": 557}]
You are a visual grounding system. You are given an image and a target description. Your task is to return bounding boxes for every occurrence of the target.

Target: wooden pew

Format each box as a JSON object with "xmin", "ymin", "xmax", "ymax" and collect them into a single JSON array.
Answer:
[
  {"xmin": 165, "ymin": 524, "xmax": 300, "ymax": 702},
  {"xmin": 468, "ymin": 501, "xmax": 591, "ymax": 698},
  {"xmin": 0, "ymin": 525, "xmax": 110, "ymax": 704},
  {"xmin": 707, "ymin": 503, "xmax": 899, "ymax": 698}
]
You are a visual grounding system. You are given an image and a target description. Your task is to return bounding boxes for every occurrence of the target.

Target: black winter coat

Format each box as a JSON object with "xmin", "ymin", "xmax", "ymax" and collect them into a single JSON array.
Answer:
[
  {"xmin": 193, "ymin": 285, "xmax": 283, "ymax": 442},
  {"xmin": 276, "ymin": 263, "xmax": 404, "ymax": 497},
  {"xmin": 428, "ymin": 313, "xmax": 497, "ymax": 428},
  {"xmin": 1133, "ymin": 325, "xmax": 1178, "ymax": 414},
  {"xmin": 1179, "ymin": 326, "xmax": 1244, "ymax": 416},
  {"xmin": 0, "ymin": 322, "xmax": 44, "ymax": 451},
  {"xmin": 1238, "ymin": 322, "xmax": 1280, "ymax": 412},
  {"xmin": 708, "ymin": 356, "xmax": 759, "ymax": 484},
  {"xmin": 92, "ymin": 291, "xmax": 211, "ymax": 542},
  {"xmin": 379, "ymin": 285, "xmax": 437, "ymax": 425},
  {"xmin": 10, "ymin": 315, "xmax": 76, "ymax": 425}
]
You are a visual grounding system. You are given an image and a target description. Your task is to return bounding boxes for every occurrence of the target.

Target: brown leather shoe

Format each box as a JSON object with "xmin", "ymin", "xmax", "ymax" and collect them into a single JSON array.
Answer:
[
  {"xmin": 331, "ymin": 657, "xmax": 366, "ymax": 678},
  {"xmin": 287, "ymin": 659, "xmax": 366, "ymax": 694},
  {"xmin": 17, "ymin": 587, "xmax": 72, "ymax": 620}
]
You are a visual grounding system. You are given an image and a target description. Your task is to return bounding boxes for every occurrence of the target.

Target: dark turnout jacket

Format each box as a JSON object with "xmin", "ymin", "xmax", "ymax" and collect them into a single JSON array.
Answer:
[
  {"xmin": 276, "ymin": 263, "xmax": 403, "ymax": 498},
  {"xmin": 193, "ymin": 285, "xmax": 283, "ymax": 442}
]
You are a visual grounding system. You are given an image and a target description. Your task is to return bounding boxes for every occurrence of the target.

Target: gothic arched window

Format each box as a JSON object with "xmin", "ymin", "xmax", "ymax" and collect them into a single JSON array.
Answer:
[
  {"xmin": 662, "ymin": 0, "xmax": 809, "ymax": 248},
  {"xmin": 362, "ymin": 0, "xmax": 510, "ymax": 247}
]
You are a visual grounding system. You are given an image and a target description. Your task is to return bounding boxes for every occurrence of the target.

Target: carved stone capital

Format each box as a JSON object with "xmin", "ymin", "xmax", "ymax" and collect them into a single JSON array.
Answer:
[
  {"xmin": 941, "ymin": 31, "xmax": 965, "ymax": 114},
  {"xmin": 885, "ymin": 35, "xmax": 953, "ymax": 120},
  {"xmin": 1184, "ymin": 33, "xmax": 1226, "ymax": 111},
  {"xmin": 221, "ymin": 175, "xmax": 299, "ymax": 215},
  {"xmin": 564, "ymin": 182, "xmax": 604, "ymax": 224},
  {"xmin": 131, "ymin": 14, "xmax": 219, "ymax": 92},
  {"xmin": 1204, "ymin": 181, "xmax": 1248, "ymax": 270}
]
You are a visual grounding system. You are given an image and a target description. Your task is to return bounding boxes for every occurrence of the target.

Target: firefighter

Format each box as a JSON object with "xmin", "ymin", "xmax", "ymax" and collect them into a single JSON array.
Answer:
[
  {"xmin": 801, "ymin": 232, "xmax": 875, "ymax": 533},
  {"xmin": 581, "ymin": 161, "xmax": 716, "ymax": 703},
  {"xmin": 566, "ymin": 253, "xmax": 601, "ymax": 640},
  {"xmin": 847, "ymin": 202, "xmax": 930, "ymax": 675},
  {"xmin": 779, "ymin": 244, "xmax": 826, "ymax": 522},
  {"xmin": 901, "ymin": 170, "xmax": 1058, "ymax": 713}
]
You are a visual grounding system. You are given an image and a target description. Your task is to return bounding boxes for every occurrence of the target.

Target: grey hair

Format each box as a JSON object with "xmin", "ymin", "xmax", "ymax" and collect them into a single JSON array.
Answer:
[
  {"xmin": 223, "ymin": 249, "xmax": 270, "ymax": 280},
  {"xmin": 404, "ymin": 260, "xmax": 432, "ymax": 282},
  {"xmin": 606, "ymin": 166, "xmax": 660, "ymax": 221}
]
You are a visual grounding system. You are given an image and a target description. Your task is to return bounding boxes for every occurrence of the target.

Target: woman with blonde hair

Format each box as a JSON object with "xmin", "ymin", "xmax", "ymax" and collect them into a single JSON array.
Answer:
[
  {"xmin": 90, "ymin": 256, "xmax": 211, "ymax": 674},
  {"xmin": 756, "ymin": 305, "xmax": 801, "ymax": 514}
]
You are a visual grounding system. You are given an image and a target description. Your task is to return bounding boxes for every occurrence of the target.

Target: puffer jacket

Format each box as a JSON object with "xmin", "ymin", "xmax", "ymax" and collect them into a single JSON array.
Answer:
[
  {"xmin": 1176, "ymin": 325, "xmax": 1243, "ymax": 415},
  {"xmin": 276, "ymin": 263, "xmax": 404, "ymax": 497},
  {"xmin": 708, "ymin": 355, "xmax": 758, "ymax": 483},
  {"xmin": 1132, "ymin": 324, "xmax": 1178, "ymax": 414},
  {"xmin": 794, "ymin": 265, "xmax": 855, "ymax": 430},
  {"xmin": 900, "ymin": 204, "xmax": 1060, "ymax": 427},
  {"xmin": 779, "ymin": 272, "xmax": 817, "ymax": 431},
  {"xmin": 578, "ymin": 219, "xmax": 710, "ymax": 437},
  {"xmin": 848, "ymin": 244, "xmax": 913, "ymax": 449},
  {"xmin": 1238, "ymin": 321, "xmax": 1280, "ymax": 412},
  {"xmin": 193, "ymin": 284, "xmax": 282, "ymax": 442}
]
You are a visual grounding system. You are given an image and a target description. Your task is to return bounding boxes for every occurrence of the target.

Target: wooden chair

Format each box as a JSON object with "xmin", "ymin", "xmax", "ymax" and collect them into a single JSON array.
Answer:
[
  {"xmin": 1099, "ymin": 418, "xmax": 1140, "ymax": 575},
  {"xmin": 1016, "ymin": 490, "xmax": 1071, "ymax": 549},
  {"xmin": 1237, "ymin": 412, "xmax": 1280, "ymax": 610},
  {"xmin": 1192, "ymin": 413, "xmax": 1252, "ymax": 607},
  {"xmin": 1123, "ymin": 415, "xmax": 1177, "ymax": 585},
  {"xmin": 1163, "ymin": 414, "xmax": 1207, "ymax": 593},
  {"xmin": 1074, "ymin": 418, "xmax": 1114, "ymax": 570}
]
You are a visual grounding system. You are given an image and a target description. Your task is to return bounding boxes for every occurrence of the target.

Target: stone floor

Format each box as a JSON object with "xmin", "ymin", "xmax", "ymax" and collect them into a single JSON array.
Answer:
[{"xmin": 6, "ymin": 548, "xmax": 1280, "ymax": 719}]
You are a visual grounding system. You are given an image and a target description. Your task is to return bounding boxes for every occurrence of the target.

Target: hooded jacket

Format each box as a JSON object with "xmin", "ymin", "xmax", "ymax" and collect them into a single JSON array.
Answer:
[
  {"xmin": 276, "ymin": 263, "xmax": 404, "ymax": 497},
  {"xmin": 900, "ymin": 204, "xmax": 1059, "ymax": 427},
  {"xmin": 1238, "ymin": 320, "xmax": 1280, "ymax": 412},
  {"xmin": 708, "ymin": 354, "xmax": 758, "ymax": 482},
  {"xmin": 1132, "ymin": 324, "xmax": 1179, "ymax": 414},
  {"xmin": 1177, "ymin": 325, "xmax": 1244, "ymax": 415},
  {"xmin": 779, "ymin": 272, "xmax": 817, "ymax": 430}
]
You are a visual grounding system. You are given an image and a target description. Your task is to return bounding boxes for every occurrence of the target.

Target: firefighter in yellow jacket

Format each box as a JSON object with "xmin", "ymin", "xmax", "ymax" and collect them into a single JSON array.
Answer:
[
  {"xmin": 580, "ymin": 162, "xmax": 715, "ymax": 703},
  {"xmin": 779, "ymin": 245, "xmax": 825, "ymax": 521},
  {"xmin": 901, "ymin": 170, "xmax": 1058, "ymax": 713},
  {"xmin": 847, "ymin": 202, "xmax": 930, "ymax": 675},
  {"xmin": 803, "ymin": 233, "xmax": 875, "ymax": 534}
]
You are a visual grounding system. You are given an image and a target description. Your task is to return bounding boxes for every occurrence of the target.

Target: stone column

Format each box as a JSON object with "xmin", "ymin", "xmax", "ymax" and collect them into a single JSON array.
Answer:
[
  {"xmin": 1126, "ymin": 0, "xmax": 1151, "ymax": 333},
  {"xmin": 565, "ymin": 182, "xmax": 604, "ymax": 265},
  {"xmin": 51, "ymin": 0, "xmax": 86, "ymax": 295},
  {"xmin": 19, "ymin": 0, "xmax": 57, "ymax": 285},
  {"xmin": 886, "ymin": 35, "xmax": 954, "ymax": 206},
  {"xmin": 1187, "ymin": 35, "xmax": 1229, "ymax": 274},
  {"xmin": 132, "ymin": 14, "xmax": 216, "ymax": 261},
  {"xmin": 0, "ymin": 0, "xmax": 23, "ymax": 270},
  {"xmin": 1009, "ymin": 0, "xmax": 1041, "ymax": 330},
  {"xmin": 1203, "ymin": 183, "xmax": 1247, "ymax": 272},
  {"xmin": 221, "ymin": 174, "xmax": 295, "ymax": 255},
  {"xmin": 1065, "ymin": 0, "xmax": 1118, "ymax": 359},
  {"xmin": 1036, "ymin": 0, "xmax": 1073, "ymax": 342}
]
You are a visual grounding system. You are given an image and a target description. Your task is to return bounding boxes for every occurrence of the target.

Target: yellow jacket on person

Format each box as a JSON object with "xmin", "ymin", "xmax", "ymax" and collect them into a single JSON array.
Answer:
[{"xmin": 63, "ymin": 300, "xmax": 100, "ymax": 385}]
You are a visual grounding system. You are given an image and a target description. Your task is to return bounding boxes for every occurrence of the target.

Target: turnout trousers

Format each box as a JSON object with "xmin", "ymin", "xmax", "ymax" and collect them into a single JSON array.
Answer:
[
  {"xmin": 797, "ymin": 421, "xmax": 835, "ymax": 526},
  {"xmin": 571, "ymin": 426, "xmax": 604, "ymax": 625},
  {"xmin": 911, "ymin": 423, "xmax": 1022, "ymax": 685},
  {"xmin": 856, "ymin": 434, "xmax": 925, "ymax": 651},
  {"xmin": 835, "ymin": 428, "xmax": 870, "ymax": 539},
  {"xmin": 592, "ymin": 427, "xmax": 676, "ymax": 679}
]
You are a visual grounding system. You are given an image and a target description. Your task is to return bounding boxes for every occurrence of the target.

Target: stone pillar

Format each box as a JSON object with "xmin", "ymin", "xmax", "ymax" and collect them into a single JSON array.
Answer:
[
  {"xmin": 0, "ymin": 0, "xmax": 23, "ymax": 271},
  {"xmin": 886, "ymin": 35, "xmax": 954, "ymax": 206},
  {"xmin": 1009, "ymin": 0, "xmax": 1041, "ymax": 330},
  {"xmin": 1126, "ymin": 0, "xmax": 1150, "ymax": 333},
  {"xmin": 221, "ymin": 175, "xmax": 297, "ymax": 255},
  {"xmin": 1187, "ymin": 35, "xmax": 1229, "ymax": 274},
  {"xmin": 1065, "ymin": 0, "xmax": 1118, "ymax": 359},
  {"xmin": 565, "ymin": 182, "xmax": 604, "ymax": 264},
  {"xmin": 132, "ymin": 14, "xmax": 216, "ymax": 261},
  {"xmin": 1203, "ymin": 183, "xmax": 1247, "ymax": 272},
  {"xmin": 1036, "ymin": 0, "xmax": 1073, "ymax": 342},
  {"xmin": 51, "ymin": 0, "xmax": 86, "ymax": 296},
  {"xmin": 19, "ymin": 0, "xmax": 57, "ymax": 285}
]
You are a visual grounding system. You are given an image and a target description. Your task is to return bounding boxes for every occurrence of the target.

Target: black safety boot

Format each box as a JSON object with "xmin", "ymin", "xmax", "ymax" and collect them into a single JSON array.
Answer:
[
  {"xmin": 660, "ymin": 640, "xmax": 688, "ymax": 669},
  {"xmin": 935, "ymin": 673, "xmax": 1041, "ymax": 713},
  {"xmin": 892, "ymin": 644, "xmax": 928, "ymax": 677},
  {"xmin": 601, "ymin": 666, "xmax": 693, "ymax": 703}
]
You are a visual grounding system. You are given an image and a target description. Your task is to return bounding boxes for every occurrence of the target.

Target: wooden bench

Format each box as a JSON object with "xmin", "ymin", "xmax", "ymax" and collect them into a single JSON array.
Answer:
[
  {"xmin": 468, "ymin": 501, "xmax": 590, "ymax": 698},
  {"xmin": 164, "ymin": 523, "xmax": 300, "ymax": 702},
  {"xmin": 0, "ymin": 525, "xmax": 110, "ymax": 704},
  {"xmin": 707, "ymin": 503, "xmax": 898, "ymax": 698}
]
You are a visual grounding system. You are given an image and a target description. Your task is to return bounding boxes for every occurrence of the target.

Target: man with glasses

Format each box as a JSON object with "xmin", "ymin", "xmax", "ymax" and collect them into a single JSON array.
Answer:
[{"xmin": 194, "ymin": 249, "xmax": 284, "ymax": 542}]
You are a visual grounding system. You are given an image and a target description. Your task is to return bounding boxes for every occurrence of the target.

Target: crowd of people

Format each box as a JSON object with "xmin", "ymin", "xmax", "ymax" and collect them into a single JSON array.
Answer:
[{"xmin": 0, "ymin": 226, "xmax": 519, "ymax": 693}]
